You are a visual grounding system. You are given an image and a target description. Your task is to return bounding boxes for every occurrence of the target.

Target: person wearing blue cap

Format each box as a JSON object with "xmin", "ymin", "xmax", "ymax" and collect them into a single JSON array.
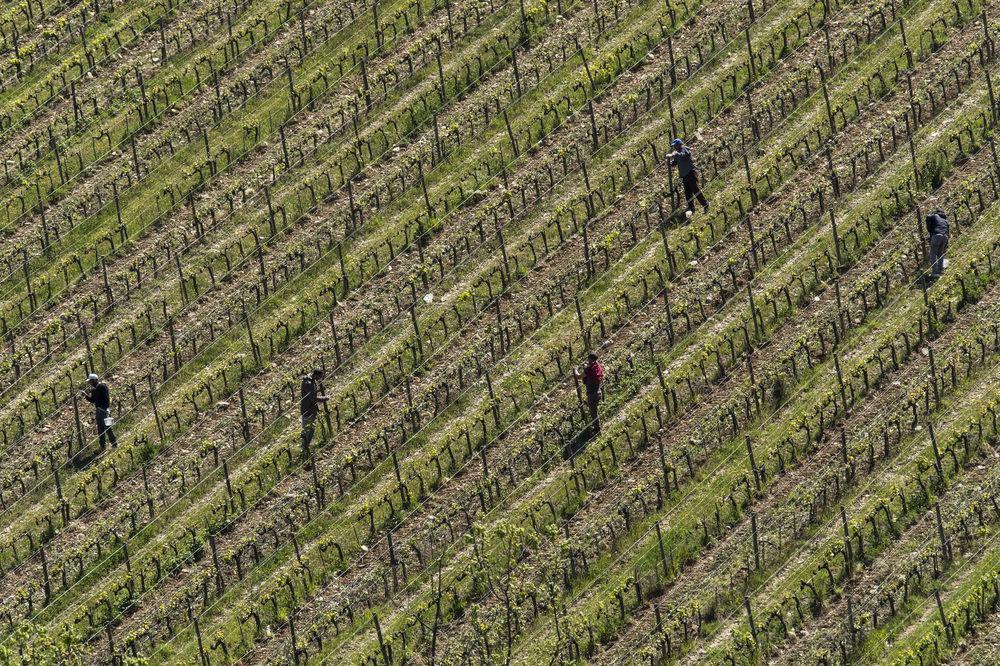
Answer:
[
  {"xmin": 667, "ymin": 138, "xmax": 709, "ymax": 215},
  {"xmin": 83, "ymin": 372, "xmax": 117, "ymax": 450}
]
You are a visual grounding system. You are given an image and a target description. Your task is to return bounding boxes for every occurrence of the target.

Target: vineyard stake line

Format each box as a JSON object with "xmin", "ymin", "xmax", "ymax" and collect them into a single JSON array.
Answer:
[
  {"xmin": 0, "ymin": 0, "xmax": 736, "ymax": 539},
  {"xmin": 605, "ymin": 152, "xmax": 1000, "ymax": 666},
  {"xmin": 0, "ymin": 0, "xmax": 477, "ymax": 299},
  {"xmin": 523, "ymin": 29, "xmax": 997, "ymax": 665},
  {"xmin": 234, "ymin": 7, "xmax": 954, "ymax": 662},
  {"xmin": 0, "ymin": 0, "xmax": 563, "ymax": 497},
  {"xmin": 8, "ymin": 0, "xmax": 707, "ymax": 634},
  {"xmin": 148, "ymin": 0, "xmax": 852, "ymax": 654}
]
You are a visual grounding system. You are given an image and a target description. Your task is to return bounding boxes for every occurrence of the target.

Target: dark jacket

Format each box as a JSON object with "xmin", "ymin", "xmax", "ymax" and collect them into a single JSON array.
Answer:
[
  {"xmin": 583, "ymin": 361, "xmax": 603, "ymax": 395},
  {"xmin": 301, "ymin": 376, "xmax": 320, "ymax": 418},
  {"xmin": 671, "ymin": 147, "xmax": 696, "ymax": 177},
  {"xmin": 926, "ymin": 212, "xmax": 949, "ymax": 236},
  {"xmin": 85, "ymin": 383, "xmax": 111, "ymax": 414}
]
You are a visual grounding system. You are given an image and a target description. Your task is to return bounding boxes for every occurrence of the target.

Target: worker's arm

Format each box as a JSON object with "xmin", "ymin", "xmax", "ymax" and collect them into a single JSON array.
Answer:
[{"xmin": 82, "ymin": 389, "xmax": 94, "ymax": 403}]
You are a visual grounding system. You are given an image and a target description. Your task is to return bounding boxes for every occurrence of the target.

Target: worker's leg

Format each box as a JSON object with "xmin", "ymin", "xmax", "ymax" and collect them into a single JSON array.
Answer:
[
  {"xmin": 97, "ymin": 419, "xmax": 115, "ymax": 450},
  {"xmin": 587, "ymin": 392, "xmax": 601, "ymax": 436},
  {"xmin": 930, "ymin": 234, "xmax": 948, "ymax": 277},
  {"xmin": 301, "ymin": 414, "xmax": 315, "ymax": 459},
  {"xmin": 681, "ymin": 174, "xmax": 697, "ymax": 212},
  {"xmin": 691, "ymin": 171, "xmax": 709, "ymax": 210}
]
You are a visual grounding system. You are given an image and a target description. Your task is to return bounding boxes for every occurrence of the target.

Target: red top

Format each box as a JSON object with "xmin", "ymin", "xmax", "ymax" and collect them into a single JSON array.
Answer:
[{"xmin": 583, "ymin": 361, "xmax": 603, "ymax": 392}]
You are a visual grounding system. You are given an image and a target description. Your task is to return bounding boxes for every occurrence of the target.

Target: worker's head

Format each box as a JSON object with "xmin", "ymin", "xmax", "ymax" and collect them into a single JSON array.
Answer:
[
  {"xmin": 86, "ymin": 373, "xmax": 99, "ymax": 387},
  {"xmin": 311, "ymin": 367, "xmax": 325, "ymax": 381},
  {"xmin": 933, "ymin": 209, "xmax": 947, "ymax": 218},
  {"xmin": 587, "ymin": 352, "xmax": 598, "ymax": 363},
  {"xmin": 671, "ymin": 138, "xmax": 683, "ymax": 149}
]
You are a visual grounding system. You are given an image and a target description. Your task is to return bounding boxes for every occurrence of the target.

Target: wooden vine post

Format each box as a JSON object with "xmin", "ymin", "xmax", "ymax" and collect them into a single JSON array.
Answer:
[
  {"xmin": 833, "ymin": 352, "xmax": 848, "ymax": 411},
  {"xmin": 81, "ymin": 321, "xmax": 95, "ymax": 374},
  {"xmin": 662, "ymin": 288, "xmax": 675, "ymax": 344},
  {"xmin": 410, "ymin": 304, "xmax": 423, "ymax": 360},
  {"xmin": 818, "ymin": 63, "xmax": 835, "ymax": 136},
  {"xmin": 934, "ymin": 502, "xmax": 950, "ymax": 563},
  {"xmin": 840, "ymin": 505, "xmax": 854, "ymax": 575},
  {"xmin": 984, "ymin": 12, "xmax": 997, "ymax": 119},
  {"xmin": 825, "ymin": 146, "xmax": 840, "ymax": 198},
  {"xmin": 149, "ymin": 381, "xmax": 165, "ymax": 443},
  {"xmin": 23, "ymin": 251, "xmax": 36, "ymax": 311},
  {"xmin": 71, "ymin": 381, "xmax": 85, "ymax": 453},
  {"xmin": 745, "ymin": 435, "xmax": 760, "ymax": 492},
  {"xmin": 743, "ymin": 150, "xmax": 757, "ymax": 208},
  {"xmin": 241, "ymin": 298, "xmax": 261, "ymax": 364},
  {"xmin": 571, "ymin": 365, "xmax": 589, "ymax": 426},
  {"xmin": 744, "ymin": 596, "xmax": 758, "ymax": 642},
  {"xmin": 829, "ymin": 209, "xmax": 843, "ymax": 269},
  {"xmin": 496, "ymin": 220, "xmax": 512, "ymax": 289},
  {"xmin": 238, "ymin": 385, "xmax": 250, "ymax": 442},
  {"xmin": 166, "ymin": 317, "xmax": 179, "ymax": 372}
]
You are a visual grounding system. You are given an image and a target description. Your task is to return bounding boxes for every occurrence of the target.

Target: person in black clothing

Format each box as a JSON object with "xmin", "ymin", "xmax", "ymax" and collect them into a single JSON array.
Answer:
[
  {"xmin": 300, "ymin": 368, "xmax": 328, "ymax": 460},
  {"xmin": 668, "ymin": 138, "xmax": 709, "ymax": 214},
  {"xmin": 83, "ymin": 372, "xmax": 117, "ymax": 450},
  {"xmin": 926, "ymin": 209, "xmax": 949, "ymax": 279}
]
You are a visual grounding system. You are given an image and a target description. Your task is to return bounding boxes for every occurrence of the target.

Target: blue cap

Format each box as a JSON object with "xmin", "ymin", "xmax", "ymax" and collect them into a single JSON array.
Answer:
[{"xmin": 671, "ymin": 138, "xmax": 682, "ymax": 147}]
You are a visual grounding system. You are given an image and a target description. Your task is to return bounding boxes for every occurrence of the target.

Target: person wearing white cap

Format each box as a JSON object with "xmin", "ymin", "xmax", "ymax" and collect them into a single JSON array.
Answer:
[{"xmin": 83, "ymin": 373, "xmax": 117, "ymax": 450}]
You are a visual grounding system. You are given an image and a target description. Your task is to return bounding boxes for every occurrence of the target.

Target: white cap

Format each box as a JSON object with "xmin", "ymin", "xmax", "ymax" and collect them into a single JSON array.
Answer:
[{"xmin": 87, "ymin": 373, "xmax": 99, "ymax": 381}]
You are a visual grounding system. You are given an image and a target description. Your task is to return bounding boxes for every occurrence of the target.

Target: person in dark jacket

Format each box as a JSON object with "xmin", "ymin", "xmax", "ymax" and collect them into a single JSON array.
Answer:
[
  {"xmin": 300, "ymin": 368, "xmax": 328, "ymax": 460},
  {"xmin": 667, "ymin": 139, "xmax": 709, "ymax": 214},
  {"xmin": 83, "ymin": 372, "xmax": 117, "ymax": 450},
  {"xmin": 575, "ymin": 353, "xmax": 604, "ymax": 436},
  {"xmin": 926, "ymin": 209, "xmax": 949, "ymax": 279}
]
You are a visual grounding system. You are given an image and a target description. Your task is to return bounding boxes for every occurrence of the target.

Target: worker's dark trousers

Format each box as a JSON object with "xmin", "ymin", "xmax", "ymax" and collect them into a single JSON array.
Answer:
[
  {"xmin": 587, "ymin": 391, "xmax": 601, "ymax": 436},
  {"xmin": 96, "ymin": 412, "xmax": 116, "ymax": 449},
  {"xmin": 301, "ymin": 413, "xmax": 316, "ymax": 459},
  {"xmin": 682, "ymin": 172, "xmax": 709, "ymax": 212},
  {"xmin": 929, "ymin": 233, "xmax": 949, "ymax": 277}
]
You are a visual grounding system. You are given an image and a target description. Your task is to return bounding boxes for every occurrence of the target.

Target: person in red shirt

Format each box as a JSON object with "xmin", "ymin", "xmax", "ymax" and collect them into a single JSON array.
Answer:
[{"xmin": 575, "ymin": 353, "xmax": 604, "ymax": 436}]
